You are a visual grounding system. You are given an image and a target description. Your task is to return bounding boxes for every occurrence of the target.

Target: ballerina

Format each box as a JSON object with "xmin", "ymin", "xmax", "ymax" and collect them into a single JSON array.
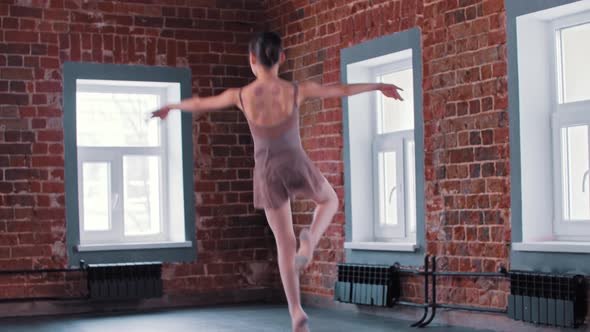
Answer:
[{"xmin": 152, "ymin": 31, "xmax": 403, "ymax": 332}]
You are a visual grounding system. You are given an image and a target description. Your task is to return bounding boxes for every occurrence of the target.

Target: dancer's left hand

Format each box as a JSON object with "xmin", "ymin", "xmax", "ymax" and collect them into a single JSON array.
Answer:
[{"xmin": 380, "ymin": 84, "xmax": 404, "ymax": 101}]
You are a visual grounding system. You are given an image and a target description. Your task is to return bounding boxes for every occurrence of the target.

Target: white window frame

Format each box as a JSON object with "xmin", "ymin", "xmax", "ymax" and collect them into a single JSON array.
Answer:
[
  {"xmin": 370, "ymin": 59, "xmax": 415, "ymax": 241},
  {"xmin": 550, "ymin": 11, "xmax": 590, "ymax": 241},
  {"xmin": 372, "ymin": 131, "xmax": 415, "ymax": 240},
  {"xmin": 76, "ymin": 82, "xmax": 170, "ymax": 245},
  {"xmin": 371, "ymin": 60, "xmax": 416, "ymax": 241},
  {"xmin": 371, "ymin": 60, "xmax": 413, "ymax": 134},
  {"xmin": 343, "ymin": 47, "xmax": 419, "ymax": 251}
]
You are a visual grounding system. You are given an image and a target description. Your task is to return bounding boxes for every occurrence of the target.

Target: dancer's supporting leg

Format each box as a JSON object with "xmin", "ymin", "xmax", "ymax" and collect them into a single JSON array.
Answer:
[
  {"xmin": 296, "ymin": 178, "xmax": 339, "ymax": 270},
  {"xmin": 264, "ymin": 199, "xmax": 309, "ymax": 332}
]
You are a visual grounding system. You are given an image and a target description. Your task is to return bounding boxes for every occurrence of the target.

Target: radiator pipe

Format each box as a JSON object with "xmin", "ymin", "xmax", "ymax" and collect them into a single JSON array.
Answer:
[
  {"xmin": 0, "ymin": 261, "xmax": 87, "ymax": 275},
  {"xmin": 410, "ymin": 255, "xmax": 430, "ymax": 327},
  {"xmin": 420, "ymin": 255, "xmax": 437, "ymax": 327},
  {"xmin": 395, "ymin": 301, "xmax": 428, "ymax": 308},
  {"xmin": 431, "ymin": 271, "xmax": 507, "ymax": 277},
  {"xmin": 0, "ymin": 261, "xmax": 88, "ymax": 302},
  {"xmin": 397, "ymin": 269, "xmax": 424, "ymax": 275},
  {"xmin": 397, "ymin": 270, "xmax": 508, "ymax": 278},
  {"xmin": 0, "ymin": 296, "xmax": 90, "ymax": 303},
  {"xmin": 0, "ymin": 268, "xmax": 83, "ymax": 275},
  {"xmin": 436, "ymin": 303, "xmax": 507, "ymax": 314},
  {"xmin": 395, "ymin": 302, "xmax": 507, "ymax": 314}
]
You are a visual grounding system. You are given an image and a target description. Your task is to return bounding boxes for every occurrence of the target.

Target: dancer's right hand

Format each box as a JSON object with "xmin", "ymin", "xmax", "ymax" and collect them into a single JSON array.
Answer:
[{"xmin": 151, "ymin": 106, "xmax": 172, "ymax": 120}]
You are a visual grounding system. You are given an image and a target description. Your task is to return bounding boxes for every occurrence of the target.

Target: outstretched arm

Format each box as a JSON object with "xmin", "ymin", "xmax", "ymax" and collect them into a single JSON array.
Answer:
[
  {"xmin": 298, "ymin": 81, "xmax": 403, "ymax": 103},
  {"xmin": 151, "ymin": 88, "xmax": 240, "ymax": 119}
]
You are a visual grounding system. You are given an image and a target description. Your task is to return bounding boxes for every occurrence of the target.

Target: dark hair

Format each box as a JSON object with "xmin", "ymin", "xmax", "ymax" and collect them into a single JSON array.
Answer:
[{"xmin": 249, "ymin": 32, "xmax": 282, "ymax": 68}]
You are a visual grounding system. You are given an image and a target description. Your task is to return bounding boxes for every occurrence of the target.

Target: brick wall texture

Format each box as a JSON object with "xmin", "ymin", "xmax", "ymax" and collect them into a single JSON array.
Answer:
[
  {"xmin": 0, "ymin": 0, "xmax": 586, "ymax": 317},
  {"xmin": 0, "ymin": 0, "xmax": 280, "ymax": 300},
  {"xmin": 267, "ymin": 0, "xmax": 510, "ymax": 308}
]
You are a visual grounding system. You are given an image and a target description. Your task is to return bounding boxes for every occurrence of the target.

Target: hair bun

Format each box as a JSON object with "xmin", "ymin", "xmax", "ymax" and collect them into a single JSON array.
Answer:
[
  {"xmin": 249, "ymin": 31, "xmax": 282, "ymax": 68},
  {"xmin": 265, "ymin": 46, "xmax": 279, "ymax": 63},
  {"xmin": 248, "ymin": 32, "xmax": 283, "ymax": 68}
]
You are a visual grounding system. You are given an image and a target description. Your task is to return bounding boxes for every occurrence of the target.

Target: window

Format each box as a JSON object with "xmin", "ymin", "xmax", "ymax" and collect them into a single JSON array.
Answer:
[
  {"xmin": 341, "ymin": 28, "xmax": 425, "ymax": 266},
  {"xmin": 64, "ymin": 63, "xmax": 195, "ymax": 265},
  {"xmin": 509, "ymin": 0, "xmax": 590, "ymax": 259},
  {"xmin": 551, "ymin": 15, "xmax": 590, "ymax": 240},
  {"xmin": 371, "ymin": 62, "xmax": 416, "ymax": 240},
  {"xmin": 76, "ymin": 81, "xmax": 172, "ymax": 245}
]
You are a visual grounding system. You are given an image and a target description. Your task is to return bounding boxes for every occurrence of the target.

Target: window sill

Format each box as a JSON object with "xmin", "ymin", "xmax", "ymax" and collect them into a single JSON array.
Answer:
[
  {"xmin": 512, "ymin": 241, "xmax": 590, "ymax": 253},
  {"xmin": 344, "ymin": 241, "xmax": 418, "ymax": 252},
  {"xmin": 77, "ymin": 241, "xmax": 192, "ymax": 252}
]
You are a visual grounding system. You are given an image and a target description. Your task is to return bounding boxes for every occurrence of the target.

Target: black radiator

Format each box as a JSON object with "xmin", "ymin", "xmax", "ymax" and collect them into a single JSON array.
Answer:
[
  {"xmin": 508, "ymin": 271, "xmax": 587, "ymax": 328},
  {"xmin": 333, "ymin": 263, "xmax": 400, "ymax": 307},
  {"xmin": 87, "ymin": 262, "xmax": 163, "ymax": 300}
]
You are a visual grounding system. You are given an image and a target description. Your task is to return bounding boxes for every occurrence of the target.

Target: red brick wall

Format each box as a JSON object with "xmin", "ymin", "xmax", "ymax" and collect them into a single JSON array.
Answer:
[
  {"xmin": 0, "ymin": 0, "xmax": 280, "ymax": 301},
  {"xmin": 267, "ymin": 0, "xmax": 511, "ymax": 308},
  {"xmin": 1, "ymin": 0, "xmax": 585, "ymax": 319}
]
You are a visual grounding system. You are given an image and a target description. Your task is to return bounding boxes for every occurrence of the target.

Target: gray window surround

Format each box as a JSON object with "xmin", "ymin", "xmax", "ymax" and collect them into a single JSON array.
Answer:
[
  {"xmin": 341, "ymin": 27, "xmax": 426, "ymax": 266},
  {"xmin": 63, "ymin": 62, "xmax": 196, "ymax": 267},
  {"xmin": 506, "ymin": 0, "xmax": 590, "ymax": 274}
]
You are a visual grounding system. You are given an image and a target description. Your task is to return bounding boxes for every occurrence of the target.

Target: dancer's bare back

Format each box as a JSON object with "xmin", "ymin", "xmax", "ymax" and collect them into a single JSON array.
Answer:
[{"xmin": 238, "ymin": 79, "xmax": 297, "ymax": 127}]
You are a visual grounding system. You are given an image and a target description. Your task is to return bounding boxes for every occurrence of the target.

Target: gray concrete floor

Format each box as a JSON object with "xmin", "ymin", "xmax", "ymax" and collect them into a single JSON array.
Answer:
[{"xmin": 0, "ymin": 303, "xmax": 492, "ymax": 332}]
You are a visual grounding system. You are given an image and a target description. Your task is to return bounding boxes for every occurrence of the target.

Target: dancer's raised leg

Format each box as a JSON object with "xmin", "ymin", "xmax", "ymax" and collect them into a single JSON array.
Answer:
[
  {"xmin": 264, "ymin": 200, "xmax": 309, "ymax": 332},
  {"xmin": 296, "ymin": 178, "xmax": 339, "ymax": 271}
]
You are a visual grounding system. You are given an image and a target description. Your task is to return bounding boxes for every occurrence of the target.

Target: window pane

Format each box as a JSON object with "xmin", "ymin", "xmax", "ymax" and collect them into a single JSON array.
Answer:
[
  {"xmin": 560, "ymin": 23, "xmax": 590, "ymax": 103},
  {"xmin": 406, "ymin": 140, "xmax": 416, "ymax": 233},
  {"xmin": 379, "ymin": 68, "xmax": 414, "ymax": 133},
  {"xmin": 561, "ymin": 125, "xmax": 590, "ymax": 221},
  {"xmin": 76, "ymin": 92, "xmax": 160, "ymax": 147},
  {"xmin": 123, "ymin": 156, "xmax": 161, "ymax": 235},
  {"xmin": 379, "ymin": 151, "xmax": 398, "ymax": 225},
  {"xmin": 82, "ymin": 163, "xmax": 110, "ymax": 231}
]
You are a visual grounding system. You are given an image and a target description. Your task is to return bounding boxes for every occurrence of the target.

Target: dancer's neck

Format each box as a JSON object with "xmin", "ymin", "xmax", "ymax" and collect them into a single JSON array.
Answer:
[{"xmin": 255, "ymin": 67, "xmax": 279, "ymax": 81}]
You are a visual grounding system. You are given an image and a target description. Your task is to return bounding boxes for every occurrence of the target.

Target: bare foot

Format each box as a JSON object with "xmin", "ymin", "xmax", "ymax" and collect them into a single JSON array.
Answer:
[
  {"xmin": 292, "ymin": 310, "xmax": 309, "ymax": 332},
  {"xmin": 295, "ymin": 228, "xmax": 313, "ymax": 273}
]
